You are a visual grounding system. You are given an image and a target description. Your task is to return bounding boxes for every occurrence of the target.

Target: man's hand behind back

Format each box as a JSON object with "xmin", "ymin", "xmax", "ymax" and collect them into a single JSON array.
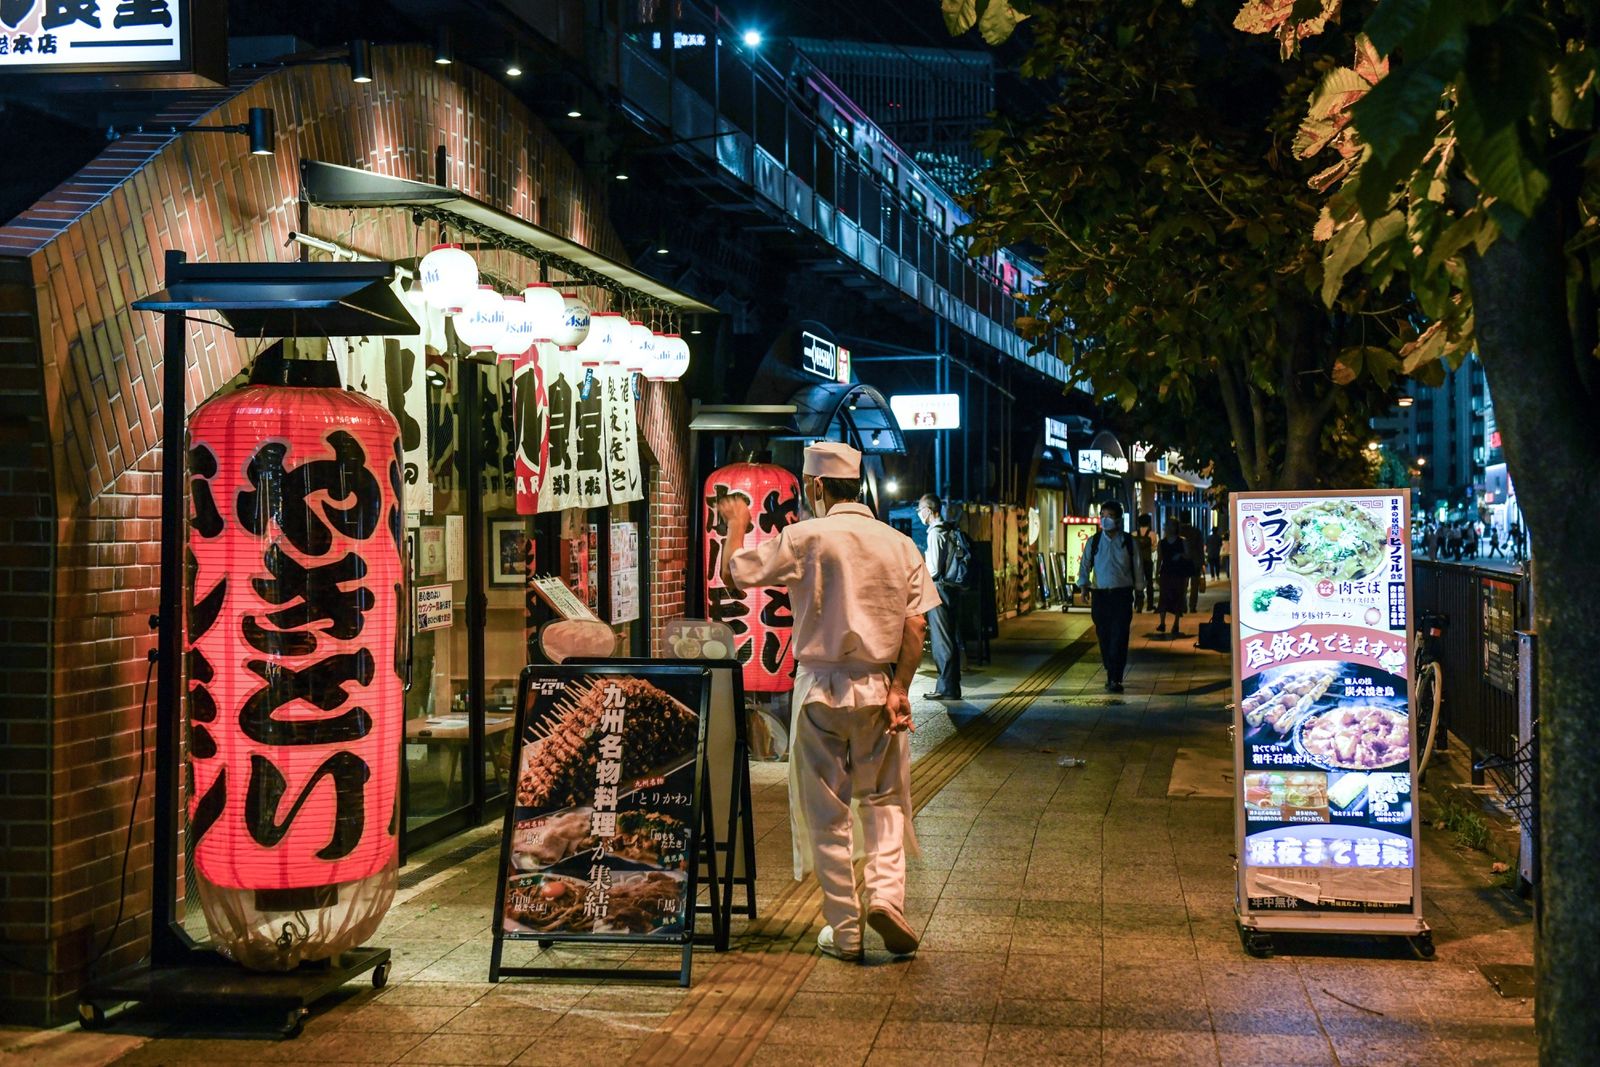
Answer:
[{"xmin": 886, "ymin": 685, "xmax": 915, "ymax": 734}]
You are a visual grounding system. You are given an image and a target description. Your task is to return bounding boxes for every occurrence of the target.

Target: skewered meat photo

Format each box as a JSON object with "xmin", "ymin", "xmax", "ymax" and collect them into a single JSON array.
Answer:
[
  {"xmin": 516, "ymin": 676, "xmax": 699, "ymax": 811},
  {"xmin": 1241, "ymin": 663, "xmax": 1340, "ymax": 736}
]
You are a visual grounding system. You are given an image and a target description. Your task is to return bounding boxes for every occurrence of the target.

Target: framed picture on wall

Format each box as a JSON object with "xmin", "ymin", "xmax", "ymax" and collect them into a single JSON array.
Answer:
[{"xmin": 490, "ymin": 520, "xmax": 530, "ymax": 586}]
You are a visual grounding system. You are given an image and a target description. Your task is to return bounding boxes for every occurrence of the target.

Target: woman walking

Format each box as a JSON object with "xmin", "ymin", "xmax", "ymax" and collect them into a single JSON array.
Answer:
[{"xmin": 1156, "ymin": 520, "xmax": 1195, "ymax": 636}]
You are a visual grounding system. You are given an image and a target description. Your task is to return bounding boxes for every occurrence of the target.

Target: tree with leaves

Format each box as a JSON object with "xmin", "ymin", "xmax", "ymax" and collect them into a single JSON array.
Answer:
[
  {"xmin": 943, "ymin": 0, "xmax": 1427, "ymax": 491},
  {"xmin": 1234, "ymin": 2, "xmax": 1600, "ymax": 1059}
]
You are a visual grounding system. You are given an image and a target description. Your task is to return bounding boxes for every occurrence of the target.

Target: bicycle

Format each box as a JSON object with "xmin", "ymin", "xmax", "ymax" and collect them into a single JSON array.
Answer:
[{"xmin": 1413, "ymin": 610, "xmax": 1448, "ymax": 778}]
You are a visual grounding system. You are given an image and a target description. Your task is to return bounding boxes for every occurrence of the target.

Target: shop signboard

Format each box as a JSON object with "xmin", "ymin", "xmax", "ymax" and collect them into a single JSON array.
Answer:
[
  {"xmin": 610, "ymin": 521, "xmax": 640, "ymax": 624},
  {"xmin": 1062, "ymin": 518, "xmax": 1097, "ymax": 586},
  {"xmin": 1077, "ymin": 448, "xmax": 1102, "ymax": 475},
  {"xmin": 415, "ymin": 584, "xmax": 453, "ymax": 631},
  {"xmin": 489, "ymin": 664, "xmax": 711, "ymax": 985},
  {"xmin": 888, "ymin": 393, "xmax": 961, "ymax": 431},
  {"xmin": 1482, "ymin": 578, "xmax": 1517, "ymax": 694},
  {"xmin": 602, "ymin": 367, "xmax": 643, "ymax": 505},
  {"xmin": 1045, "ymin": 417, "xmax": 1071, "ymax": 450},
  {"xmin": 1231, "ymin": 489, "xmax": 1427, "ymax": 944},
  {"xmin": 799, "ymin": 330, "xmax": 838, "ymax": 381},
  {"xmin": 0, "ymin": 0, "xmax": 222, "ymax": 80}
]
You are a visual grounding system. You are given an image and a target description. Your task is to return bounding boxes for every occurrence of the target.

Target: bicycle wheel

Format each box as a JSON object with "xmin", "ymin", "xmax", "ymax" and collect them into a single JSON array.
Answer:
[{"xmin": 1414, "ymin": 660, "xmax": 1442, "ymax": 778}]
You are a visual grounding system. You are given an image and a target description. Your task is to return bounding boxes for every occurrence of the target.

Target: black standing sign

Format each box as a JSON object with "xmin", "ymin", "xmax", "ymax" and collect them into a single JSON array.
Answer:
[{"xmin": 490, "ymin": 664, "xmax": 713, "ymax": 986}]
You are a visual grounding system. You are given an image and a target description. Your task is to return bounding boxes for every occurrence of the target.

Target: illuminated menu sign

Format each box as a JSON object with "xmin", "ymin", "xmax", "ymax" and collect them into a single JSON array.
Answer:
[
  {"xmin": 799, "ymin": 330, "xmax": 838, "ymax": 381},
  {"xmin": 1044, "ymin": 417, "xmax": 1071, "ymax": 450},
  {"xmin": 1232, "ymin": 490, "xmax": 1420, "ymax": 923},
  {"xmin": 0, "ymin": 0, "xmax": 200, "ymax": 74}
]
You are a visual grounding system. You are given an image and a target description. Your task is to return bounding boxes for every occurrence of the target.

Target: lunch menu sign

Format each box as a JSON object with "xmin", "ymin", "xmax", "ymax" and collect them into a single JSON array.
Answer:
[{"xmin": 1231, "ymin": 489, "xmax": 1425, "ymax": 932}]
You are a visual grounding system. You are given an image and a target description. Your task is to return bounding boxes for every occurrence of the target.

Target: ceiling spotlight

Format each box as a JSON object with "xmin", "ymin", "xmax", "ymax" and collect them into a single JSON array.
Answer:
[
  {"xmin": 742, "ymin": 29, "xmax": 763, "ymax": 47},
  {"xmin": 434, "ymin": 27, "xmax": 453, "ymax": 66},
  {"xmin": 567, "ymin": 105, "xmax": 583, "ymax": 118},
  {"xmin": 885, "ymin": 478, "xmax": 900, "ymax": 494},
  {"xmin": 348, "ymin": 39, "xmax": 372, "ymax": 83},
  {"xmin": 655, "ymin": 245, "xmax": 669, "ymax": 255},
  {"xmin": 615, "ymin": 170, "xmax": 630, "ymax": 181},
  {"xmin": 505, "ymin": 51, "xmax": 523, "ymax": 78},
  {"xmin": 1397, "ymin": 395, "xmax": 1415, "ymax": 408}
]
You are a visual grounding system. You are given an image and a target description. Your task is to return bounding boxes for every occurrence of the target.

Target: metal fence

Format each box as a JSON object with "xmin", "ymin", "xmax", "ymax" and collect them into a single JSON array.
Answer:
[{"xmin": 1412, "ymin": 560, "xmax": 1530, "ymax": 766}]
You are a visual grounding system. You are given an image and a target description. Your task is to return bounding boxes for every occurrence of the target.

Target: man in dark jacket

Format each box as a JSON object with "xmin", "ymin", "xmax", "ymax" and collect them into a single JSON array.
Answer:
[
  {"xmin": 1075, "ymin": 500, "xmax": 1144, "ymax": 693},
  {"xmin": 917, "ymin": 494, "xmax": 962, "ymax": 700},
  {"xmin": 1179, "ymin": 513, "xmax": 1206, "ymax": 613}
]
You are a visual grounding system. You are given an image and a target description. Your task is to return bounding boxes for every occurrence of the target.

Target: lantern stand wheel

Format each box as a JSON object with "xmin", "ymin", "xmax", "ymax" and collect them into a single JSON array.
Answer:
[
  {"xmin": 372, "ymin": 962, "xmax": 390, "ymax": 988},
  {"xmin": 77, "ymin": 1001, "xmax": 108, "ymax": 1030},
  {"xmin": 1409, "ymin": 932, "xmax": 1436, "ymax": 959}
]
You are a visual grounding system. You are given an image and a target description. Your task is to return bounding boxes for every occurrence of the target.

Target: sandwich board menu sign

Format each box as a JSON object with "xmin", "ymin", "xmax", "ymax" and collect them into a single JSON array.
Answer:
[
  {"xmin": 1231, "ymin": 489, "xmax": 1429, "ymax": 951},
  {"xmin": 489, "ymin": 664, "xmax": 713, "ymax": 985}
]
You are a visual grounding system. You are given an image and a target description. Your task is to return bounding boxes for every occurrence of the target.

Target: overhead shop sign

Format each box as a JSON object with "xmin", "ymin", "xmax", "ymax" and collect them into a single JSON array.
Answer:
[
  {"xmin": 800, "ymin": 330, "xmax": 838, "ymax": 381},
  {"xmin": 0, "ymin": 0, "xmax": 210, "ymax": 75},
  {"xmin": 889, "ymin": 393, "xmax": 960, "ymax": 431},
  {"xmin": 1045, "ymin": 417, "xmax": 1071, "ymax": 450},
  {"xmin": 1077, "ymin": 448, "xmax": 1102, "ymax": 474}
]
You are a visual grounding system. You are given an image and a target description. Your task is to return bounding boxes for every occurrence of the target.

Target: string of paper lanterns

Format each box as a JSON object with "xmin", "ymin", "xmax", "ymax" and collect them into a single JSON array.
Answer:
[{"xmin": 415, "ymin": 244, "xmax": 690, "ymax": 382}]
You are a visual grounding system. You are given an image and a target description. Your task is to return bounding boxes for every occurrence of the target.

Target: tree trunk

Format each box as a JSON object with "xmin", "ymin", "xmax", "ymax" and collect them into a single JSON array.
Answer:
[
  {"xmin": 1468, "ymin": 195, "xmax": 1600, "ymax": 1066},
  {"xmin": 1275, "ymin": 404, "xmax": 1326, "ymax": 491}
]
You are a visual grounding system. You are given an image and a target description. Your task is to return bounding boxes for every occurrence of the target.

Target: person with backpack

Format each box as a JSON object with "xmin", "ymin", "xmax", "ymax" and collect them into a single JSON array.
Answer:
[
  {"xmin": 918, "ymin": 493, "xmax": 968, "ymax": 700},
  {"xmin": 1075, "ymin": 499, "xmax": 1144, "ymax": 693}
]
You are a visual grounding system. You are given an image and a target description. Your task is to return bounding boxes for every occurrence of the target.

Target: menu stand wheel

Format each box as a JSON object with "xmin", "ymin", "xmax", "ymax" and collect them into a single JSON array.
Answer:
[
  {"xmin": 280, "ymin": 1007, "xmax": 307, "ymax": 1039},
  {"xmin": 77, "ymin": 1001, "xmax": 108, "ymax": 1031},
  {"xmin": 539, "ymin": 940, "xmax": 554, "ymax": 950},
  {"xmin": 1408, "ymin": 932, "xmax": 1436, "ymax": 959},
  {"xmin": 1238, "ymin": 924, "xmax": 1274, "ymax": 959},
  {"xmin": 372, "ymin": 962, "xmax": 390, "ymax": 989}
]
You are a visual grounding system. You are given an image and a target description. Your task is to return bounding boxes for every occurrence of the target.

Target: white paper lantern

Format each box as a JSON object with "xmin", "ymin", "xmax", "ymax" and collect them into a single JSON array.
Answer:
[
  {"xmin": 523, "ymin": 283, "xmax": 566, "ymax": 340},
  {"xmin": 553, "ymin": 292, "xmax": 592, "ymax": 347},
  {"xmin": 657, "ymin": 333, "xmax": 691, "ymax": 382},
  {"xmin": 496, "ymin": 295, "xmax": 535, "ymax": 361},
  {"xmin": 630, "ymin": 326, "xmax": 658, "ymax": 376},
  {"xmin": 643, "ymin": 331, "xmax": 671, "ymax": 380},
  {"xmin": 418, "ymin": 243, "xmax": 478, "ymax": 314},
  {"xmin": 455, "ymin": 286, "xmax": 506, "ymax": 352},
  {"xmin": 580, "ymin": 311, "xmax": 624, "ymax": 366}
]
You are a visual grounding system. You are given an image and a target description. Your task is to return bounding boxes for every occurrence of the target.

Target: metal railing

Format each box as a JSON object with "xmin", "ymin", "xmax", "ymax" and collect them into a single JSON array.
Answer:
[{"xmin": 1412, "ymin": 560, "xmax": 1529, "ymax": 765}]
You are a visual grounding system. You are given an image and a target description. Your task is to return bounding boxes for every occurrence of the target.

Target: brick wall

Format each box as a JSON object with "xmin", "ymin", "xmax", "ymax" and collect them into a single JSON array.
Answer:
[
  {"xmin": 0, "ymin": 45, "xmax": 688, "ymax": 1026},
  {"xmin": 637, "ymin": 381, "xmax": 691, "ymax": 656}
]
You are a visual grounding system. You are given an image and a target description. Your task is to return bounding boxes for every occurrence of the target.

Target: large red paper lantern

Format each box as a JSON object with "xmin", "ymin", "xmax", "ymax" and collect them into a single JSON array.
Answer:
[
  {"xmin": 703, "ymin": 461, "xmax": 800, "ymax": 693},
  {"xmin": 186, "ymin": 363, "xmax": 404, "ymax": 969}
]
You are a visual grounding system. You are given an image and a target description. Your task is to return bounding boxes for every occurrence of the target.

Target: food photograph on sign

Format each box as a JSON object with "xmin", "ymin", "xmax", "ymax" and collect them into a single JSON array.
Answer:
[
  {"xmin": 501, "ymin": 672, "xmax": 704, "ymax": 939},
  {"xmin": 1233, "ymin": 491, "xmax": 1415, "ymax": 913}
]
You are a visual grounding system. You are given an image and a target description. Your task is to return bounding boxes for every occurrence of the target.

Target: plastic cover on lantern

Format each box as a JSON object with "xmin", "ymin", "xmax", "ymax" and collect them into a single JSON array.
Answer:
[
  {"xmin": 186, "ymin": 355, "xmax": 404, "ymax": 970},
  {"xmin": 455, "ymin": 286, "xmax": 506, "ymax": 352},
  {"xmin": 703, "ymin": 460, "xmax": 801, "ymax": 692},
  {"xmin": 523, "ymin": 283, "xmax": 566, "ymax": 340},
  {"xmin": 553, "ymin": 292, "xmax": 592, "ymax": 347},
  {"xmin": 497, "ymin": 295, "xmax": 535, "ymax": 360},
  {"xmin": 418, "ymin": 243, "xmax": 478, "ymax": 313}
]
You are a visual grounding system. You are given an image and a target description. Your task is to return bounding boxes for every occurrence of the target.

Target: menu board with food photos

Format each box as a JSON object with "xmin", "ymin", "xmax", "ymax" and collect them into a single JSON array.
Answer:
[
  {"xmin": 489, "ymin": 665, "xmax": 712, "ymax": 985},
  {"xmin": 1232, "ymin": 490, "xmax": 1426, "ymax": 936}
]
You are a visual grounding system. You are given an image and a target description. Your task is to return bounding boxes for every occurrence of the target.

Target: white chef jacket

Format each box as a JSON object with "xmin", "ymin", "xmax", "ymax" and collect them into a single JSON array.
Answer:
[
  {"xmin": 728, "ymin": 501, "xmax": 941, "ymax": 709},
  {"xmin": 728, "ymin": 500, "xmax": 937, "ymax": 881}
]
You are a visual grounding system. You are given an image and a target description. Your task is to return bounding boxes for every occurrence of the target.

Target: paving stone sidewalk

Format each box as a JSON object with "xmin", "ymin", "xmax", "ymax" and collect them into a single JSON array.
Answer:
[{"xmin": 21, "ymin": 599, "xmax": 1536, "ymax": 1066}]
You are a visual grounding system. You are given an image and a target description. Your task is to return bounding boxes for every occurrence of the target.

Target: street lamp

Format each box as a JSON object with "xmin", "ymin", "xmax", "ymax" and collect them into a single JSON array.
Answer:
[{"xmin": 742, "ymin": 29, "xmax": 764, "ymax": 47}]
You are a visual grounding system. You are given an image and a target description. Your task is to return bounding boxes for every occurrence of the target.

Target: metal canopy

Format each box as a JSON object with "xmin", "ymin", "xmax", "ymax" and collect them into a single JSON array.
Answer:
[
  {"xmin": 688, "ymin": 404, "xmax": 802, "ymax": 435},
  {"xmin": 790, "ymin": 382, "xmax": 905, "ymax": 455},
  {"xmin": 132, "ymin": 261, "xmax": 419, "ymax": 337},
  {"xmin": 300, "ymin": 160, "xmax": 719, "ymax": 316}
]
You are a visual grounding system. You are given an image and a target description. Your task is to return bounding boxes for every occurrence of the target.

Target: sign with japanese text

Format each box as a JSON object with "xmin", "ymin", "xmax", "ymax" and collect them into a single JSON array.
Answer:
[
  {"xmin": 602, "ymin": 368, "xmax": 642, "ymax": 505},
  {"xmin": 1044, "ymin": 417, "xmax": 1071, "ymax": 450},
  {"xmin": 493, "ymin": 665, "xmax": 708, "ymax": 949},
  {"xmin": 1062, "ymin": 518, "xmax": 1097, "ymax": 587},
  {"xmin": 799, "ymin": 330, "xmax": 838, "ymax": 380},
  {"xmin": 415, "ymin": 584, "xmax": 453, "ymax": 631},
  {"xmin": 531, "ymin": 575, "xmax": 598, "ymax": 622},
  {"xmin": 889, "ymin": 392, "xmax": 961, "ymax": 431},
  {"xmin": 609, "ymin": 521, "xmax": 640, "ymax": 624},
  {"xmin": 0, "ymin": 0, "xmax": 196, "ymax": 73},
  {"xmin": 1482, "ymin": 578, "xmax": 1517, "ymax": 694},
  {"xmin": 1232, "ymin": 490, "xmax": 1420, "ymax": 924},
  {"xmin": 538, "ymin": 348, "xmax": 607, "ymax": 511}
]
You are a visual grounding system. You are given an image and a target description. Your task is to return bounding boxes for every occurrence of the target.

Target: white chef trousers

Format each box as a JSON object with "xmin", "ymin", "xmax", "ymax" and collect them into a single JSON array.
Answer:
[{"xmin": 789, "ymin": 665, "xmax": 917, "ymax": 953}]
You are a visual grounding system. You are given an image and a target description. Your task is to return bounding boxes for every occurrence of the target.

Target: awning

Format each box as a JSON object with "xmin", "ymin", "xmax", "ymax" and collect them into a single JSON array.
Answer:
[
  {"xmin": 1135, "ymin": 462, "xmax": 1198, "ymax": 493},
  {"xmin": 789, "ymin": 382, "xmax": 905, "ymax": 454},
  {"xmin": 299, "ymin": 160, "xmax": 718, "ymax": 315},
  {"xmin": 132, "ymin": 261, "xmax": 419, "ymax": 337},
  {"xmin": 688, "ymin": 404, "xmax": 801, "ymax": 435}
]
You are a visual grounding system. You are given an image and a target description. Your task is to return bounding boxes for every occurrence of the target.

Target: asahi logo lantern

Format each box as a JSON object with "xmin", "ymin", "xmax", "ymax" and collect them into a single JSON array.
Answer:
[
  {"xmin": 703, "ymin": 460, "xmax": 800, "ymax": 692},
  {"xmin": 187, "ymin": 359, "xmax": 404, "ymax": 969}
]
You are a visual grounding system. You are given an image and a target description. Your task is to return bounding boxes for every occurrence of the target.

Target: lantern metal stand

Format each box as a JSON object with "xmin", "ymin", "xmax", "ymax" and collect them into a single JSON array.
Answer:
[{"xmin": 78, "ymin": 253, "xmax": 419, "ymax": 1038}]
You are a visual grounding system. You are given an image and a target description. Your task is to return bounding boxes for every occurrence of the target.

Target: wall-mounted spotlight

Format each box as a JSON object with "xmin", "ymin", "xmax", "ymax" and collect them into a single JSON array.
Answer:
[
  {"xmin": 110, "ymin": 106, "xmax": 276, "ymax": 157},
  {"xmin": 505, "ymin": 45, "xmax": 523, "ymax": 78},
  {"xmin": 349, "ymin": 39, "xmax": 373, "ymax": 83},
  {"xmin": 434, "ymin": 26, "xmax": 453, "ymax": 66}
]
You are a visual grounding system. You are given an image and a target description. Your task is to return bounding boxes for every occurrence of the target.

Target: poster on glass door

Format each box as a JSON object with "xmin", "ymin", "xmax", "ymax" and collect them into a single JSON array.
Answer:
[{"xmin": 1232, "ymin": 490, "xmax": 1418, "ymax": 917}]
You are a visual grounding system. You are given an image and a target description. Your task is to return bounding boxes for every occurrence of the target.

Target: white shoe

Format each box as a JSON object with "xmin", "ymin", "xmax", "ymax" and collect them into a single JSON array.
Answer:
[{"xmin": 818, "ymin": 925, "xmax": 862, "ymax": 961}]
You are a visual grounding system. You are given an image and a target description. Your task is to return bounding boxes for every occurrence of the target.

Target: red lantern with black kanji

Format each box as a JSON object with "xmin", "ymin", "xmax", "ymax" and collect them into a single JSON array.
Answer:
[
  {"xmin": 186, "ymin": 360, "xmax": 404, "ymax": 970},
  {"xmin": 703, "ymin": 460, "xmax": 800, "ymax": 692}
]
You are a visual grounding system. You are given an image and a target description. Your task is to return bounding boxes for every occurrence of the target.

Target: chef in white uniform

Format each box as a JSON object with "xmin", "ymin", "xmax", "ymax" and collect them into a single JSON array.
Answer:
[{"xmin": 718, "ymin": 442, "xmax": 938, "ymax": 960}]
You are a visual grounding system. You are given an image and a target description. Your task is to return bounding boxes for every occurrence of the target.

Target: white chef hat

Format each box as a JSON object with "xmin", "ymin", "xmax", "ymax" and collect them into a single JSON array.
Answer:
[{"xmin": 802, "ymin": 441, "xmax": 861, "ymax": 479}]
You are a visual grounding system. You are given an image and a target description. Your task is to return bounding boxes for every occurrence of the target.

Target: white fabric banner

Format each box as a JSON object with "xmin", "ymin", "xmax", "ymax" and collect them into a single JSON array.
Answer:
[{"xmin": 604, "ymin": 369, "xmax": 643, "ymax": 505}]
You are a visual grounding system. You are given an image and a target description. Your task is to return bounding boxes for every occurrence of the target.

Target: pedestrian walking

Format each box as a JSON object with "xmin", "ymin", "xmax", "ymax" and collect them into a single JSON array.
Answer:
[
  {"xmin": 1156, "ymin": 520, "xmax": 1195, "ymax": 636},
  {"xmin": 1133, "ymin": 513, "xmax": 1157, "ymax": 612},
  {"xmin": 1180, "ymin": 512, "xmax": 1206, "ymax": 612},
  {"xmin": 1075, "ymin": 500, "xmax": 1144, "ymax": 693},
  {"xmin": 1465, "ymin": 524, "xmax": 1479, "ymax": 559},
  {"xmin": 1205, "ymin": 526, "xmax": 1223, "ymax": 580},
  {"xmin": 719, "ymin": 442, "xmax": 933, "ymax": 961},
  {"xmin": 917, "ymin": 493, "xmax": 967, "ymax": 701},
  {"xmin": 1486, "ymin": 526, "xmax": 1503, "ymax": 559},
  {"xmin": 1446, "ymin": 523, "xmax": 1462, "ymax": 560}
]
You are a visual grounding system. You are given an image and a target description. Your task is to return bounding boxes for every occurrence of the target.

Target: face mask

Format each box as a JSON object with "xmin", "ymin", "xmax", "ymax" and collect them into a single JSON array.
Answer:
[{"xmin": 1101, "ymin": 516, "xmax": 1117, "ymax": 531}]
